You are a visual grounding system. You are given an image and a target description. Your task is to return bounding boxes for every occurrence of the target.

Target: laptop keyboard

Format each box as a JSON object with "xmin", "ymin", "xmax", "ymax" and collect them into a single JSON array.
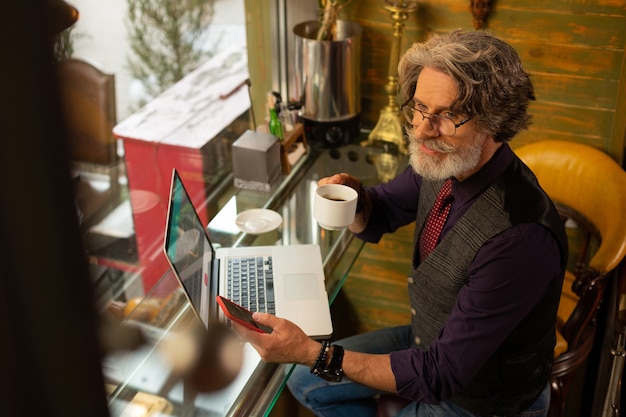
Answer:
[{"xmin": 226, "ymin": 256, "xmax": 275, "ymax": 314}]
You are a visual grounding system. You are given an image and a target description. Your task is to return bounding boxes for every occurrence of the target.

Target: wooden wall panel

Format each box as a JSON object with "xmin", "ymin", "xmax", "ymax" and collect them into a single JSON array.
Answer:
[
  {"xmin": 339, "ymin": 0, "xmax": 626, "ymax": 162},
  {"xmin": 340, "ymin": 223, "xmax": 414, "ymax": 333},
  {"xmin": 492, "ymin": 12, "xmax": 625, "ymax": 50},
  {"xmin": 499, "ymin": 0, "xmax": 626, "ymax": 15},
  {"xmin": 245, "ymin": 1, "xmax": 625, "ymax": 161},
  {"xmin": 531, "ymin": 102, "xmax": 614, "ymax": 138},
  {"xmin": 532, "ymin": 74, "xmax": 619, "ymax": 109},
  {"xmin": 512, "ymin": 43, "xmax": 623, "ymax": 80}
]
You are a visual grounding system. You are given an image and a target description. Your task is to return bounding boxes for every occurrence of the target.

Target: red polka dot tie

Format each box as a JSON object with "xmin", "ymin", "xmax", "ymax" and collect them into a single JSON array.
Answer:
[{"xmin": 420, "ymin": 179, "xmax": 454, "ymax": 260}]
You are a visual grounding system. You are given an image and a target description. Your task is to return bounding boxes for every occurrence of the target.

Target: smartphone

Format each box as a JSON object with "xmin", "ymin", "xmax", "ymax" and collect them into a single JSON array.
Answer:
[{"xmin": 216, "ymin": 296, "xmax": 273, "ymax": 334}]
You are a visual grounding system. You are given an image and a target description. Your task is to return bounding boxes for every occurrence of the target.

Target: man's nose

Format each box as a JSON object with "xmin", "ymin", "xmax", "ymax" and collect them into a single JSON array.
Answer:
[{"xmin": 413, "ymin": 117, "xmax": 439, "ymax": 137}]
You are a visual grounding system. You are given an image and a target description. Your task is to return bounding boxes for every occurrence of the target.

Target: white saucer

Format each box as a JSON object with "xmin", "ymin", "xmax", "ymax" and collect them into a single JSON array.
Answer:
[{"xmin": 235, "ymin": 209, "xmax": 282, "ymax": 234}]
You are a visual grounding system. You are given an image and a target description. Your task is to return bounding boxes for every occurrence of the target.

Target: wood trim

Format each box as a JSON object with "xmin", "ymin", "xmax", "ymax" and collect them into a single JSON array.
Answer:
[{"xmin": 610, "ymin": 41, "xmax": 626, "ymax": 165}]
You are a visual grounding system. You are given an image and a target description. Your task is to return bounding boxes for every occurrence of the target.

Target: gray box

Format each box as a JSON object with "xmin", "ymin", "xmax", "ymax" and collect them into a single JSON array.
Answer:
[{"xmin": 232, "ymin": 130, "xmax": 282, "ymax": 191}]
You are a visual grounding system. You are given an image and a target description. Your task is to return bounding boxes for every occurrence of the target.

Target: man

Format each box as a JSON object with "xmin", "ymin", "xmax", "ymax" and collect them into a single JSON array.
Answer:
[{"xmin": 231, "ymin": 30, "xmax": 568, "ymax": 417}]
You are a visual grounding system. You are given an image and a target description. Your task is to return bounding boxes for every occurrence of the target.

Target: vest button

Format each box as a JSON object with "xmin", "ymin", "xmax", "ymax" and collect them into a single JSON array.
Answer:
[
  {"xmin": 407, "ymin": 276, "xmax": 414, "ymax": 285},
  {"xmin": 414, "ymin": 336, "xmax": 421, "ymax": 346},
  {"xmin": 410, "ymin": 307, "xmax": 416, "ymax": 316}
]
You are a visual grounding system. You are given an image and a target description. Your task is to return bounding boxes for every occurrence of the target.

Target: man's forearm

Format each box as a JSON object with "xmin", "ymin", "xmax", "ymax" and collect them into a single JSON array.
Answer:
[
  {"xmin": 301, "ymin": 341, "xmax": 397, "ymax": 394},
  {"xmin": 342, "ymin": 350, "xmax": 397, "ymax": 393}
]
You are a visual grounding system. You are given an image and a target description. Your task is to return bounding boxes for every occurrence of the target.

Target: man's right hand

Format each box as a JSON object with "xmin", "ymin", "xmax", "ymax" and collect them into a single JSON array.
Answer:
[
  {"xmin": 318, "ymin": 173, "xmax": 369, "ymax": 233},
  {"xmin": 318, "ymin": 173, "xmax": 361, "ymax": 190}
]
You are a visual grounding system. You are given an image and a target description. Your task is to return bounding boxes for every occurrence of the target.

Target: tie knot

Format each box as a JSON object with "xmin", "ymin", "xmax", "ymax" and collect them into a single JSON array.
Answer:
[{"xmin": 436, "ymin": 178, "xmax": 453, "ymax": 204}]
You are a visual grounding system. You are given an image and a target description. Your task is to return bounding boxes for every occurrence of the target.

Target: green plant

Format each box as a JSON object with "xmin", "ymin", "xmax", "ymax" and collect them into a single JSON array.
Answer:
[
  {"xmin": 317, "ymin": 0, "xmax": 352, "ymax": 41},
  {"xmin": 53, "ymin": 26, "xmax": 83, "ymax": 62},
  {"xmin": 126, "ymin": 0, "xmax": 217, "ymax": 100}
]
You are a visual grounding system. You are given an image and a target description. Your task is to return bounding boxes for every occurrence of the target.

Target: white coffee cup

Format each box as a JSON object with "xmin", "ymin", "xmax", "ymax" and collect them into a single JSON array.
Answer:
[{"xmin": 313, "ymin": 184, "xmax": 358, "ymax": 230}]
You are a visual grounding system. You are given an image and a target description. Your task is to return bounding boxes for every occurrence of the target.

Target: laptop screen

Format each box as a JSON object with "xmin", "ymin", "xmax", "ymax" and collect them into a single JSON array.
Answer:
[{"xmin": 164, "ymin": 169, "xmax": 217, "ymax": 327}]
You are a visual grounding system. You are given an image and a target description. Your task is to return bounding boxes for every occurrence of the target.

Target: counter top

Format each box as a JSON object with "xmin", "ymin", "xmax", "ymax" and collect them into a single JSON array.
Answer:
[{"xmin": 104, "ymin": 142, "xmax": 407, "ymax": 417}]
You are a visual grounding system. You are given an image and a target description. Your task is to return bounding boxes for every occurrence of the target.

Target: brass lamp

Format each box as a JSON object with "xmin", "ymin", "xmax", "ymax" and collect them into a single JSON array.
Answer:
[{"xmin": 361, "ymin": 0, "xmax": 418, "ymax": 155}]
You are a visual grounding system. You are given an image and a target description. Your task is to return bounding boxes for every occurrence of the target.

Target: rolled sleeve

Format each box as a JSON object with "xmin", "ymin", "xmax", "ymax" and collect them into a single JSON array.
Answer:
[{"xmin": 355, "ymin": 166, "xmax": 422, "ymax": 242}]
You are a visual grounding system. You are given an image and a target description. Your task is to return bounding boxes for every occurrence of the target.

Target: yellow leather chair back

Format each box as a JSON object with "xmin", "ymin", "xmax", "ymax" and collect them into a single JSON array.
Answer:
[
  {"xmin": 515, "ymin": 140, "xmax": 626, "ymax": 274},
  {"xmin": 516, "ymin": 140, "xmax": 626, "ymax": 415}
]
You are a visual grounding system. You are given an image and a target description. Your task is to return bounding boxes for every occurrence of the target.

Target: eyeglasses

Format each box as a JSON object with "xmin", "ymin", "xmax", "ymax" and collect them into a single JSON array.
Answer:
[{"xmin": 400, "ymin": 99, "xmax": 472, "ymax": 136}]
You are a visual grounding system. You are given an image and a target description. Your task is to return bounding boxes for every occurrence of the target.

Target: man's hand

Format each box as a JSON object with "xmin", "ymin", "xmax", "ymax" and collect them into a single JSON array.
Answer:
[
  {"xmin": 231, "ymin": 312, "xmax": 320, "ymax": 366},
  {"xmin": 318, "ymin": 173, "xmax": 361, "ymax": 190},
  {"xmin": 319, "ymin": 173, "xmax": 369, "ymax": 233},
  {"xmin": 233, "ymin": 312, "xmax": 397, "ymax": 393}
]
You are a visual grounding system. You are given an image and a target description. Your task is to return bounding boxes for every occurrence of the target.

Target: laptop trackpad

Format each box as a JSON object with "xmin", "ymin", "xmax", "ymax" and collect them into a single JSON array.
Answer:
[{"xmin": 284, "ymin": 274, "xmax": 321, "ymax": 301}]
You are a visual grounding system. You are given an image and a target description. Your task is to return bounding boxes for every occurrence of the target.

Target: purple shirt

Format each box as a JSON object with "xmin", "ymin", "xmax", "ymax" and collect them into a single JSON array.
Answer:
[{"xmin": 356, "ymin": 144, "xmax": 562, "ymax": 403}]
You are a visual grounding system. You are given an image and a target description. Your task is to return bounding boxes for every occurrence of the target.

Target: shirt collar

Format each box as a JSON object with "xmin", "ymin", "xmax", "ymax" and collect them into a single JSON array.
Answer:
[{"xmin": 450, "ymin": 143, "xmax": 513, "ymax": 205}]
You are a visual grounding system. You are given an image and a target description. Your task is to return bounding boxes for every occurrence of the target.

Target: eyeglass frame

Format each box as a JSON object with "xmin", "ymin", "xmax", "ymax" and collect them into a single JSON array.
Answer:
[{"xmin": 400, "ymin": 98, "xmax": 472, "ymax": 136}]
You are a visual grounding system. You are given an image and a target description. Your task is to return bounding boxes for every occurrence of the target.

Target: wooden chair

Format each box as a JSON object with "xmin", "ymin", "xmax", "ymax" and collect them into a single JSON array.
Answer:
[
  {"xmin": 515, "ymin": 140, "xmax": 626, "ymax": 416},
  {"xmin": 57, "ymin": 58, "xmax": 121, "ymax": 229},
  {"xmin": 377, "ymin": 140, "xmax": 626, "ymax": 417}
]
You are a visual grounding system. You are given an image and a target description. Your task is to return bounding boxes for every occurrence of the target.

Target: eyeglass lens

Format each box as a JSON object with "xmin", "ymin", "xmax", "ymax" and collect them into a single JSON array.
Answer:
[{"xmin": 402, "ymin": 106, "xmax": 457, "ymax": 136}]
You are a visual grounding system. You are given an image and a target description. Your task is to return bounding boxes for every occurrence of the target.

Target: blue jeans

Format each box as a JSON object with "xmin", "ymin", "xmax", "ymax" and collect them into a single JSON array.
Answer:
[{"xmin": 286, "ymin": 325, "xmax": 551, "ymax": 417}]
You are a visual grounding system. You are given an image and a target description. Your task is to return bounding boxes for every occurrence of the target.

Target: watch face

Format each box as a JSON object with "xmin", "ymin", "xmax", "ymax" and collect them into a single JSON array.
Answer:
[{"xmin": 318, "ymin": 368, "xmax": 343, "ymax": 382}]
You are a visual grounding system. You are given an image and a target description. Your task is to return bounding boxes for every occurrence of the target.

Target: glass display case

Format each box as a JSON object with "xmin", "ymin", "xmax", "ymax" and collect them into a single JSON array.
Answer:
[{"xmin": 102, "ymin": 143, "xmax": 407, "ymax": 417}]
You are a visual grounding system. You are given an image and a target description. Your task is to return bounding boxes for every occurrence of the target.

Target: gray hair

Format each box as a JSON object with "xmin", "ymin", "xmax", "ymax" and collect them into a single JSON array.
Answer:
[{"xmin": 398, "ymin": 30, "xmax": 535, "ymax": 143}]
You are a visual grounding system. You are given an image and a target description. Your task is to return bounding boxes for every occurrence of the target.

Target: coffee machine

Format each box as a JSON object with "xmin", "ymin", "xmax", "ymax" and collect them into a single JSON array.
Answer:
[{"xmin": 293, "ymin": 20, "xmax": 362, "ymax": 147}]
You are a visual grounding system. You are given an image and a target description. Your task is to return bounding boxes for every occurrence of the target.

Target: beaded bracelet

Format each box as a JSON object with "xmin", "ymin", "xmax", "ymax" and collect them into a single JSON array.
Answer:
[{"xmin": 310, "ymin": 340, "xmax": 331, "ymax": 376}]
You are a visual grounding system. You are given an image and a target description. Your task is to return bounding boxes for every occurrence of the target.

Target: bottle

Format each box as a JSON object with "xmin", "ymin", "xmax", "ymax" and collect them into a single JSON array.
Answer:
[
  {"xmin": 269, "ymin": 108, "xmax": 284, "ymax": 141},
  {"xmin": 279, "ymin": 102, "xmax": 294, "ymax": 132}
]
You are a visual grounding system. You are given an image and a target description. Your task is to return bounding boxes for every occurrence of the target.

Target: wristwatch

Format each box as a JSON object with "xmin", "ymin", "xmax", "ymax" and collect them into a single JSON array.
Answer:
[{"xmin": 311, "ymin": 343, "xmax": 344, "ymax": 382}]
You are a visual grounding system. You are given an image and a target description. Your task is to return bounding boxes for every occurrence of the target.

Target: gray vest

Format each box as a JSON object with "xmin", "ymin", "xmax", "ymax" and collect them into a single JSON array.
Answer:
[{"xmin": 409, "ymin": 156, "xmax": 567, "ymax": 416}]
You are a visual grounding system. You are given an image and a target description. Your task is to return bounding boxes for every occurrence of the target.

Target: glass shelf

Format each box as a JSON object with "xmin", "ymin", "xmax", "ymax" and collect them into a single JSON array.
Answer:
[{"xmin": 103, "ymin": 142, "xmax": 407, "ymax": 416}]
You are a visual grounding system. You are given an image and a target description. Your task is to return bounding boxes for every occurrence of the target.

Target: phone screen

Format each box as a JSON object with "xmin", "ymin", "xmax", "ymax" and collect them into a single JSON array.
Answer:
[{"xmin": 216, "ymin": 296, "xmax": 273, "ymax": 334}]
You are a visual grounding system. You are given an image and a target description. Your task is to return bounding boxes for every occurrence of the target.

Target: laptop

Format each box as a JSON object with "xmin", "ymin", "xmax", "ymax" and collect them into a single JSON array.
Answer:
[{"xmin": 163, "ymin": 168, "xmax": 333, "ymax": 338}]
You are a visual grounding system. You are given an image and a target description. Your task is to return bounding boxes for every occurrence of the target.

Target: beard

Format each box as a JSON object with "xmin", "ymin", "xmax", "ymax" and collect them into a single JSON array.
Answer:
[{"xmin": 408, "ymin": 131, "xmax": 485, "ymax": 180}]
